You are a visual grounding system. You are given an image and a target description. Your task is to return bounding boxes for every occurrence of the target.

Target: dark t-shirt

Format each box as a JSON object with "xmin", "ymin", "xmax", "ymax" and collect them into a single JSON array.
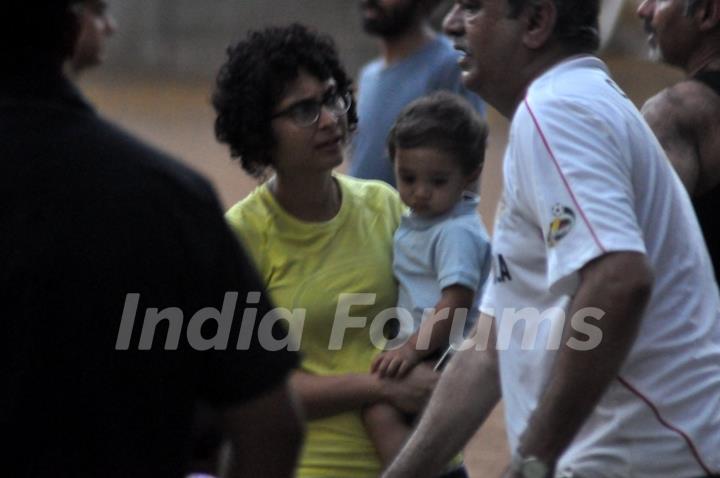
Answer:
[
  {"xmin": 692, "ymin": 70, "xmax": 720, "ymax": 283},
  {"xmin": 1, "ymin": 73, "xmax": 297, "ymax": 477}
]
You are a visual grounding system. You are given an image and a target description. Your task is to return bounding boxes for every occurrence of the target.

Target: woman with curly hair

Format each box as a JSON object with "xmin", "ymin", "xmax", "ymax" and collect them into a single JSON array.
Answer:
[{"xmin": 213, "ymin": 24, "xmax": 441, "ymax": 477}]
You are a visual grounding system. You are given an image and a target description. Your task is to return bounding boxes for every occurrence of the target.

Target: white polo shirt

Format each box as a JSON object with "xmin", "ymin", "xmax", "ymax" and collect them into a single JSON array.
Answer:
[{"xmin": 481, "ymin": 56, "xmax": 720, "ymax": 477}]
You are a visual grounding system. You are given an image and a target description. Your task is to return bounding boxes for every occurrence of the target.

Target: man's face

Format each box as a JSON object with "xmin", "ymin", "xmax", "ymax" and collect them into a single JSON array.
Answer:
[
  {"xmin": 443, "ymin": 0, "xmax": 524, "ymax": 98},
  {"xmin": 359, "ymin": 0, "xmax": 423, "ymax": 37},
  {"xmin": 637, "ymin": 0, "xmax": 697, "ymax": 67},
  {"xmin": 71, "ymin": 0, "xmax": 116, "ymax": 72}
]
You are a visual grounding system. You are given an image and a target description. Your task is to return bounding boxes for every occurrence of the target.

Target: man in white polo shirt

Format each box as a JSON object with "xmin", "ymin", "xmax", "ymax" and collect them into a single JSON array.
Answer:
[{"xmin": 382, "ymin": 0, "xmax": 720, "ymax": 477}]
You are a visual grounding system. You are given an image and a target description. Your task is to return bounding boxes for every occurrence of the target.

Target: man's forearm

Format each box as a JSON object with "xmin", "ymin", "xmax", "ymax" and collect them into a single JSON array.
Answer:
[
  {"xmin": 222, "ymin": 379, "xmax": 304, "ymax": 478},
  {"xmin": 383, "ymin": 328, "xmax": 501, "ymax": 478},
  {"xmin": 517, "ymin": 252, "xmax": 653, "ymax": 468}
]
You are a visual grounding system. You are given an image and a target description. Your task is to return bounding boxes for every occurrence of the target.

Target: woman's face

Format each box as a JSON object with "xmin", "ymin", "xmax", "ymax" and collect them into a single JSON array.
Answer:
[{"xmin": 269, "ymin": 69, "xmax": 349, "ymax": 176}]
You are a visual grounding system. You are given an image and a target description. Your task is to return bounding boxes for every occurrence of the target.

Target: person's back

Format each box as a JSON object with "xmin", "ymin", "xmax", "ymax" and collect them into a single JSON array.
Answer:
[
  {"xmin": 0, "ymin": 68, "xmax": 299, "ymax": 478},
  {"xmin": 2, "ymin": 3, "xmax": 301, "ymax": 476}
]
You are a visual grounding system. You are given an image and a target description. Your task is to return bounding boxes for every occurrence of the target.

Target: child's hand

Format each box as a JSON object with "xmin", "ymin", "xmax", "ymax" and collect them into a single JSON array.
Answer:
[{"xmin": 371, "ymin": 346, "xmax": 421, "ymax": 379}]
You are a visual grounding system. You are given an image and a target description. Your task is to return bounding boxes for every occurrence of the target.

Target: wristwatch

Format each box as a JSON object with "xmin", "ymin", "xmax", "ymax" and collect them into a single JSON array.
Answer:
[{"xmin": 511, "ymin": 454, "xmax": 551, "ymax": 478}]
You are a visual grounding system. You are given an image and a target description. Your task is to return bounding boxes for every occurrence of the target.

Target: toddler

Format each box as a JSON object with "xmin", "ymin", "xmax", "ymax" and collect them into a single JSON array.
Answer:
[{"xmin": 364, "ymin": 92, "xmax": 492, "ymax": 472}]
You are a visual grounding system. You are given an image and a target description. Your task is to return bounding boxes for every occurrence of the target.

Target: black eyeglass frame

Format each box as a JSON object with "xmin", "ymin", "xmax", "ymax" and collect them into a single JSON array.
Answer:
[{"xmin": 270, "ymin": 90, "xmax": 352, "ymax": 128}]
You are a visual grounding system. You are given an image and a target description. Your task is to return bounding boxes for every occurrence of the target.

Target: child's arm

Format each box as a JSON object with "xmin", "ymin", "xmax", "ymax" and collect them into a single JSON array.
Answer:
[
  {"xmin": 372, "ymin": 284, "xmax": 475, "ymax": 378},
  {"xmin": 362, "ymin": 402, "xmax": 413, "ymax": 468}
]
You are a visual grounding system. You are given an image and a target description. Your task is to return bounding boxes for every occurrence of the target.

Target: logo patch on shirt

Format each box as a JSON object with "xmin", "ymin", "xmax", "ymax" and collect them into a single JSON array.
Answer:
[{"xmin": 547, "ymin": 204, "xmax": 575, "ymax": 247}]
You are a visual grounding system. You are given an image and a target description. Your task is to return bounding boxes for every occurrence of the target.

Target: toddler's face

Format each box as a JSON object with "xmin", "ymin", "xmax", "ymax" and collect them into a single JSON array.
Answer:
[{"xmin": 394, "ymin": 147, "xmax": 475, "ymax": 218}]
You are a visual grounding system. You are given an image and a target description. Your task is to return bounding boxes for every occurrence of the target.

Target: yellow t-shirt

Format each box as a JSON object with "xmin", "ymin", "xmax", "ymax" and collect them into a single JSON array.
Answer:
[{"xmin": 226, "ymin": 174, "xmax": 404, "ymax": 477}]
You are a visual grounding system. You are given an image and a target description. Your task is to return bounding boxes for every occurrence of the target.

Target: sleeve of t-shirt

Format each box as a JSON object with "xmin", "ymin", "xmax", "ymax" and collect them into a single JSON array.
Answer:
[
  {"xmin": 433, "ymin": 219, "xmax": 491, "ymax": 292},
  {"xmin": 517, "ymin": 97, "xmax": 647, "ymax": 295},
  {"xmin": 225, "ymin": 201, "xmax": 271, "ymax": 283}
]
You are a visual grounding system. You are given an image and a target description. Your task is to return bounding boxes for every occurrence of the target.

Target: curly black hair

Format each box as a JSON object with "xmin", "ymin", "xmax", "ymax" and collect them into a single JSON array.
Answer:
[{"xmin": 213, "ymin": 24, "xmax": 358, "ymax": 178}]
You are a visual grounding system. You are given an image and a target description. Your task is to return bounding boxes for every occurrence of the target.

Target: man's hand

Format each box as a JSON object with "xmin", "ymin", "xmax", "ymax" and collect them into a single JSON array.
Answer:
[
  {"xmin": 381, "ymin": 321, "xmax": 502, "ymax": 478},
  {"xmin": 372, "ymin": 344, "xmax": 422, "ymax": 378},
  {"xmin": 516, "ymin": 251, "xmax": 652, "ymax": 466}
]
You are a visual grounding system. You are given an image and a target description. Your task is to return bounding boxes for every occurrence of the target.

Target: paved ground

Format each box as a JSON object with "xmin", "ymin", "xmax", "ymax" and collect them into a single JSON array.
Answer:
[{"xmin": 79, "ymin": 57, "xmax": 681, "ymax": 475}]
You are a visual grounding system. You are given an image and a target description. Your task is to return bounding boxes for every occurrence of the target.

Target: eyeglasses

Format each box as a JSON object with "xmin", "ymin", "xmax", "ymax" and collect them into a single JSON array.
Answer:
[{"xmin": 271, "ymin": 91, "xmax": 352, "ymax": 128}]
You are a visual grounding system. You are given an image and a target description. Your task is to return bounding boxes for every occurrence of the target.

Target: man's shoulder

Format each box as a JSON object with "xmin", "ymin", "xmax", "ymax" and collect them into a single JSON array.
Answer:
[
  {"xmin": 524, "ymin": 66, "xmax": 627, "ymax": 126},
  {"xmin": 90, "ymin": 115, "xmax": 217, "ymax": 206},
  {"xmin": 529, "ymin": 57, "xmax": 618, "ymax": 103},
  {"xmin": 3, "ymin": 96, "xmax": 215, "ymax": 206},
  {"xmin": 644, "ymin": 80, "xmax": 720, "ymax": 129},
  {"xmin": 417, "ymin": 35, "xmax": 463, "ymax": 76},
  {"xmin": 359, "ymin": 58, "xmax": 384, "ymax": 81}
]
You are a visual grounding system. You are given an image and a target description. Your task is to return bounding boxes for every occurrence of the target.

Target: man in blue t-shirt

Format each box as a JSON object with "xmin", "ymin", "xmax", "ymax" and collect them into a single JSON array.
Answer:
[{"xmin": 350, "ymin": 0, "xmax": 485, "ymax": 186}]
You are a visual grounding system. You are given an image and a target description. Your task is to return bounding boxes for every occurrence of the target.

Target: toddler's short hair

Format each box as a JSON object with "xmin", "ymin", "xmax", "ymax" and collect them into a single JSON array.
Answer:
[{"xmin": 387, "ymin": 91, "xmax": 488, "ymax": 175}]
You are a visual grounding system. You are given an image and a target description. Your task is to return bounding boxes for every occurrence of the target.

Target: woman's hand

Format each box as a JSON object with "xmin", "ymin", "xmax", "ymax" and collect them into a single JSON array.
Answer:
[{"xmin": 379, "ymin": 362, "xmax": 439, "ymax": 415}]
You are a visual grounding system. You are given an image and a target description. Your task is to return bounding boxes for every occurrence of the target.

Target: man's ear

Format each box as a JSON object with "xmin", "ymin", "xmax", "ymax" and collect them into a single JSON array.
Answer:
[
  {"xmin": 695, "ymin": 0, "xmax": 720, "ymax": 31},
  {"xmin": 522, "ymin": 0, "xmax": 558, "ymax": 49}
]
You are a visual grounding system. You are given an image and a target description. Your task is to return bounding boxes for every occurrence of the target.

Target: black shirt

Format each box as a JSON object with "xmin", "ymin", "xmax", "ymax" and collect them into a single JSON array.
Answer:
[
  {"xmin": 692, "ymin": 70, "xmax": 720, "ymax": 283},
  {"xmin": 1, "ymin": 73, "xmax": 297, "ymax": 477}
]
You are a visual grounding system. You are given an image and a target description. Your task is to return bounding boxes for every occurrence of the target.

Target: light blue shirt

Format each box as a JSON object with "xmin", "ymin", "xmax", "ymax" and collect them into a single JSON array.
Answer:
[
  {"xmin": 350, "ymin": 35, "xmax": 485, "ymax": 186},
  {"xmin": 393, "ymin": 193, "xmax": 491, "ymax": 342}
]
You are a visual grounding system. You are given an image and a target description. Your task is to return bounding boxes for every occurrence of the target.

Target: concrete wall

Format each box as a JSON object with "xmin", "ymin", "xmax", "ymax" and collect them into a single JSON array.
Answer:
[{"xmin": 105, "ymin": 0, "xmax": 384, "ymax": 80}]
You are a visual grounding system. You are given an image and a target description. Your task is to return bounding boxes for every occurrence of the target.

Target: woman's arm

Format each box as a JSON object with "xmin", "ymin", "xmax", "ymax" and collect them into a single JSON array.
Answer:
[
  {"xmin": 290, "ymin": 371, "xmax": 382, "ymax": 420},
  {"xmin": 291, "ymin": 364, "xmax": 439, "ymax": 420}
]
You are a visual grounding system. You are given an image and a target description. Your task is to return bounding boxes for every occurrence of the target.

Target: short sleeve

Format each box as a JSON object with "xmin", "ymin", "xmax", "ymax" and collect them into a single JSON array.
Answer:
[
  {"xmin": 225, "ymin": 197, "xmax": 271, "ymax": 283},
  {"xmin": 433, "ymin": 219, "xmax": 491, "ymax": 292},
  {"xmin": 518, "ymin": 98, "xmax": 646, "ymax": 295}
]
